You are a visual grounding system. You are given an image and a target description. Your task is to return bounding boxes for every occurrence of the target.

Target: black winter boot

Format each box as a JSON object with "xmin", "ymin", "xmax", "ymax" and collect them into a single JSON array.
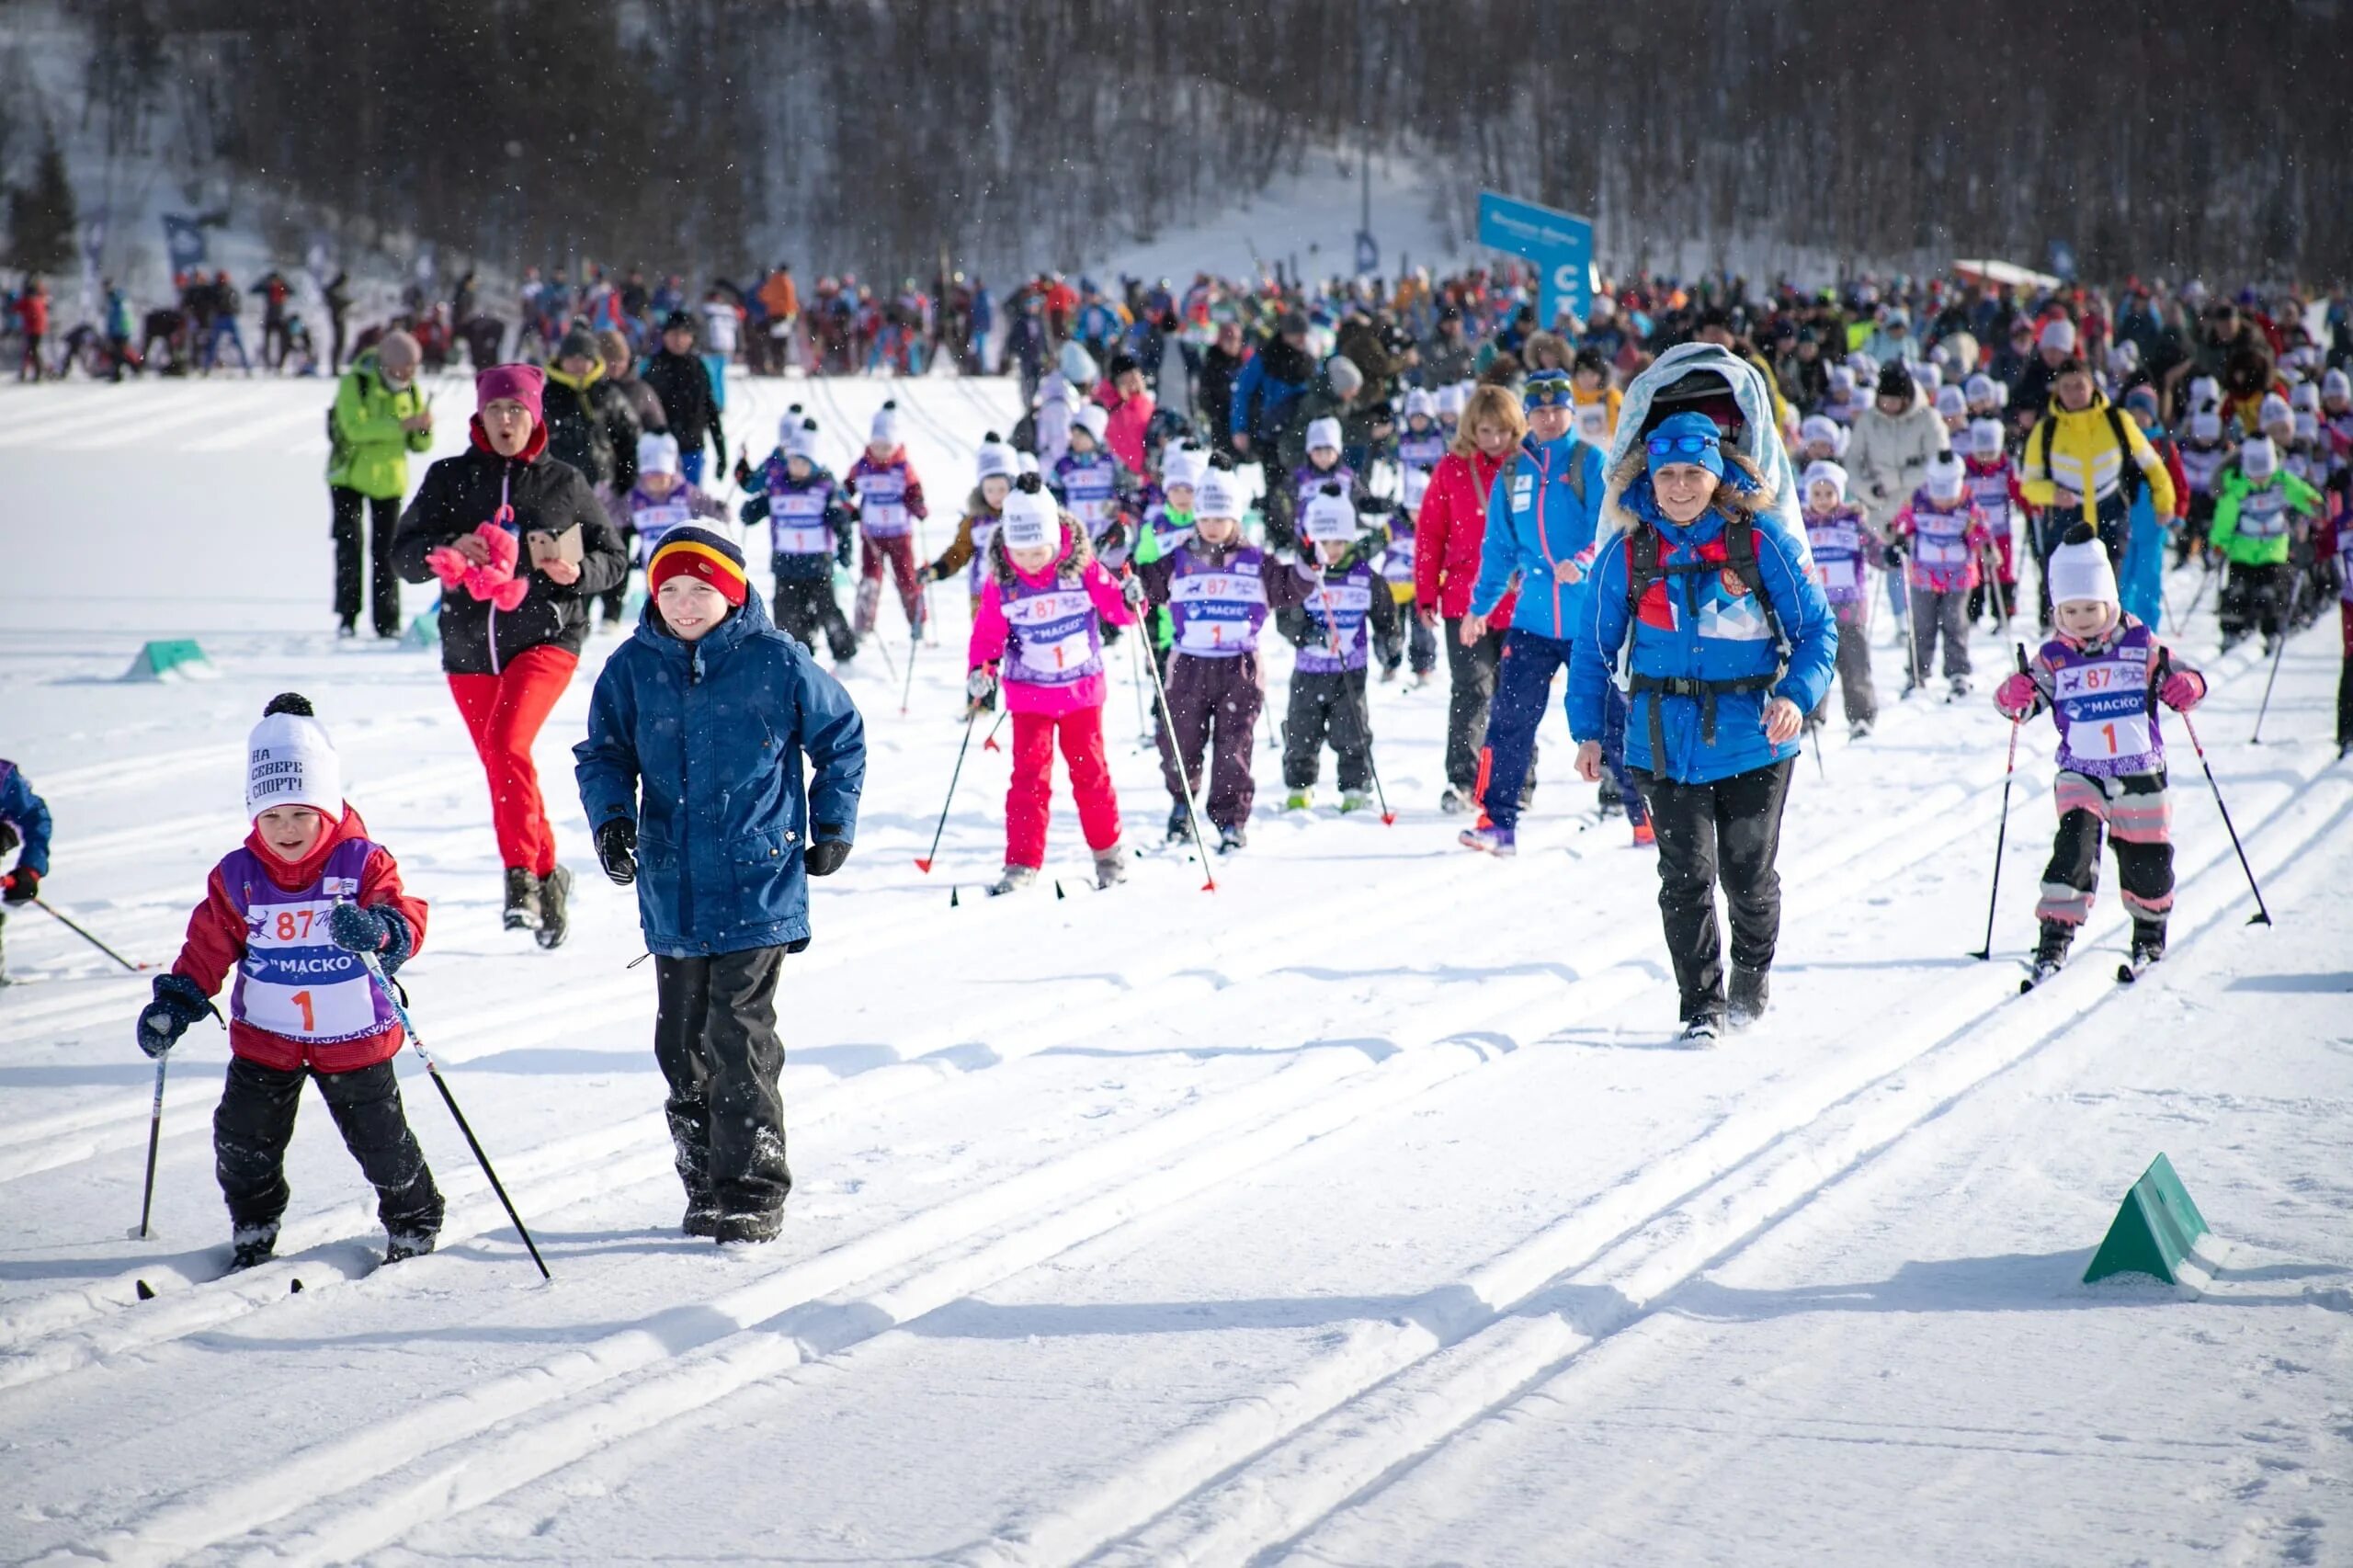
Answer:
[
  {"xmin": 503, "ymin": 867, "xmax": 543, "ymax": 932},
  {"xmin": 535, "ymin": 865, "xmax": 574, "ymax": 949},
  {"xmin": 1727, "ymin": 967, "xmax": 1770, "ymax": 1030},
  {"xmin": 1166, "ymin": 801, "xmax": 1193, "ymax": 844},
  {"xmin": 228, "ymin": 1223, "xmax": 278, "ymax": 1271}
]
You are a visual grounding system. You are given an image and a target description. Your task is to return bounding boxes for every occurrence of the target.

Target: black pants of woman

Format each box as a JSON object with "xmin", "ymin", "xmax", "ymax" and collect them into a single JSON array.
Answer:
[{"xmin": 1633, "ymin": 757, "xmax": 1795, "ymax": 1023}]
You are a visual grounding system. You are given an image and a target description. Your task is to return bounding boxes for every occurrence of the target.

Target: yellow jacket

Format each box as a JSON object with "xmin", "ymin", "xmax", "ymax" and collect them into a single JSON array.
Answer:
[
  {"xmin": 2020, "ymin": 392, "xmax": 2177, "ymax": 527},
  {"xmin": 1571, "ymin": 383, "xmax": 1623, "ymax": 443}
]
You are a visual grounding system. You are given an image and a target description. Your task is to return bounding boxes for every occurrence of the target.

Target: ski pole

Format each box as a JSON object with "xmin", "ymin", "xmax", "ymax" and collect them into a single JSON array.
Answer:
[
  {"xmin": 1972, "ymin": 642, "xmax": 2031, "ymax": 961},
  {"xmin": 2164, "ymin": 652, "xmax": 2273, "ymax": 926},
  {"xmin": 1122, "ymin": 569, "xmax": 1219, "ymax": 889},
  {"xmin": 33, "ymin": 897, "xmax": 149, "ymax": 972},
  {"xmin": 2250, "ymin": 574, "xmax": 2302, "ymax": 744},
  {"xmin": 357, "ymin": 951, "xmax": 551, "ymax": 1278},
  {"xmin": 898, "ymin": 620, "xmax": 921, "ymax": 717},
  {"xmin": 983, "ymin": 708, "xmax": 1007, "ymax": 753},
  {"xmin": 136, "ymin": 1052, "xmax": 168, "ymax": 1240},
  {"xmin": 915, "ymin": 706, "xmax": 981, "ymax": 873}
]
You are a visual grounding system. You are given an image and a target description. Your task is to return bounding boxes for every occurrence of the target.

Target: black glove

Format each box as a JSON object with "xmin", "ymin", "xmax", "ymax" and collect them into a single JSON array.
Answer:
[
  {"xmin": 596, "ymin": 819, "xmax": 637, "ymax": 887},
  {"xmin": 136, "ymin": 971, "xmax": 212, "ymax": 1059},
  {"xmin": 2, "ymin": 867, "xmax": 37, "ymax": 905},
  {"xmin": 1882, "ymin": 540, "xmax": 1906, "ymax": 565},
  {"xmin": 836, "ymin": 540, "xmax": 855, "ymax": 569},
  {"xmin": 805, "ymin": 835, "xmax": 851, "ymax": 877}
]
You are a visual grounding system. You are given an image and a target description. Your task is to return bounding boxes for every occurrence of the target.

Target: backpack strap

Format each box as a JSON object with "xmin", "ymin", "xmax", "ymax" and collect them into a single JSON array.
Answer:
[
  {"xmin": 1563, "ymin": 438, "xmax": 1588, "ymax": 506},
  {"xmin": 2107, "ymin": 404, "xmax": 2147, "ymax": 504}
]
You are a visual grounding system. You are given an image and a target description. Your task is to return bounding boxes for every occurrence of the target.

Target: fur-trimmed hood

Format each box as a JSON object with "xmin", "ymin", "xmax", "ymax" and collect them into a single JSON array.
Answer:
[
  {"xmin": 985, "ymin": 510, "xmax": 1093, "ymax": 590},
  {"xmin": 1600, "ymin": 444, "xmax": 1777, "ymax": 540},
  {"xmin": 1603, "ymin": 343, "xmax": 1807, "ymax": 545}
]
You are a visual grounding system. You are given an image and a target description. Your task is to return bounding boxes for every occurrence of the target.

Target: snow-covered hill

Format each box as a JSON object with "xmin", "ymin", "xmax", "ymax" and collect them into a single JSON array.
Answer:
[{"xmin": 0, "ymin": 371, "xmax": 2347, "ymax": 1566}]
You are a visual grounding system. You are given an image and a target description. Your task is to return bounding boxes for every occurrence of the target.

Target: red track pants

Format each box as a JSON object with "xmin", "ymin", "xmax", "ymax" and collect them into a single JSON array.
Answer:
[
  {"xmin": 448, "ymin": 644, "xmax": 576, "ymax": 877},
  {"xmin": 1006, "ymin": 707, "xmax": 1121, "ymax": 869}
]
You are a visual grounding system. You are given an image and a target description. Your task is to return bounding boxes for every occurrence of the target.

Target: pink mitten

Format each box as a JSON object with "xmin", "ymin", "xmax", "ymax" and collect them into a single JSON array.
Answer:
[
  {"xmin": 1994, "ymin": 672, "xmax": 2037, "ymax": 719},
  {"xmin": 424, "ymin": 547, "xmax": 470, "ymax": 588},
  {"xmin": 477, "ymin": 523, "xmax": 519, "ymax": 576},
  {"xmin": 485, "ymin": 574, "xmax": 530, "ymax": 610},
  {"xmin": 2160, "ymin": 670, "xmax": 2205, "ymax": 711}
]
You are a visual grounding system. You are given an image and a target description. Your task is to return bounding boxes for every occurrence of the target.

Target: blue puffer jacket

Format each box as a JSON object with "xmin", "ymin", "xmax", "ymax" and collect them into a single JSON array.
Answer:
[
  {"xmin": 1568, "ymin": 471, "xmax": 1836, "ymax": 784},
  {"xmin": 574, "ymin": 588, "xmax": 867, "ymax": 957},
  {"xmin": 0, "ymin": 760, "xmax": 52, "ymax": 875},
  {"xmin": 1470, "ymin": 430, "xmax": 1608, "ymax": 641}
]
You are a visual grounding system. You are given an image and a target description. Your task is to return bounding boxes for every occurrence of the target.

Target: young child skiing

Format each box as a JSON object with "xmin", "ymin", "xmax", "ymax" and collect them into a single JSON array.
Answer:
[
  {"xmin": 2211, "ymin": 435, "xmax": 2325, "ymax": 654},
  {"xmin": 1888, "ymin": 449, "xmax": 1993, "ymax": 699},
  {"xmin": 132, "ymin": 695, "xmax": 442, "ymax": 1268},
  {"xmin": 1963, "ymin": 418, "xmax": 2027, "ymax": 626},
  {"xmin": 846, "ymin": 402, "xmax": 929, "ymax": 642},
  {"xmin": 574, "ymin": 527, "xmax": 866, "ymax": 1244},
  {"xmin": 1279, "ymin": 483, "xmax": 1399, "ymax": 813},
  {"xmin": 0, "ymin": 757, "xmax": 52, "ymax": 984},
  {"xmin": 626, "ymin": 433, "xmax": 729, "ymax": 589},
  {"xmin": 920, "ymin": 434, "xmax": 1018, "ymax": 620},
  {"xmin": 1050, "ymin": 403, "xmax": 1138, "ymax": 554},
  {"xmin": 1131, "ymin": 442, "xmax": 1208, "ymax": 679},
  {"xmin": 1132, "ymin": 465, "xmax": 1290, "ymax": 852},
  {"xmin": 1995, "ymin": 525, "xmax": 2207, "ymax": 985},
  {"xmin": 2174, "ymin": 408, "xmax": 2234, "ymax": 569},
  {"xmin": 740, "ymin": 415, "xmax": 858, "ymax": 665},
  {"xmin": 1800, "ymin": 461, "xmax": 1881, "ymax": 737},
  {"xmin": 966, "ymin": 474, "xmax": 1136, "ymax": 893},
  {"xmin": 1397, "ymin": 388, "xmax": 1449, "ymax": 513},
  {"xmin": 1278, "ymin": 416, "xmax": 1375, "ymax": 552}
]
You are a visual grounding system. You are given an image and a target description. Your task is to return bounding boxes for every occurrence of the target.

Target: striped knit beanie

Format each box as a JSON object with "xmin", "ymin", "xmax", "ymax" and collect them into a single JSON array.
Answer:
[{"xmin": 648, "ymin": 526, "xmax": 748, "ymax": 607}]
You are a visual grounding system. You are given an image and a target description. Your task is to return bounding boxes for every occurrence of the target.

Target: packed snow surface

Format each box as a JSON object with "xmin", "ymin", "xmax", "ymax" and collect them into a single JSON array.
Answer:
[{"xmin": 0, "ymin": 371, "xmax": 2347, "ymax": 1566}]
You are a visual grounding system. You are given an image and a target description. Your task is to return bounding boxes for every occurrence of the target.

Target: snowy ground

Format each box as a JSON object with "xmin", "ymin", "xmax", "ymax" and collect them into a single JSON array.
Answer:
[{"xmin": 0, "ymin": 371, "xmax": 2348, "ymax": 1567}]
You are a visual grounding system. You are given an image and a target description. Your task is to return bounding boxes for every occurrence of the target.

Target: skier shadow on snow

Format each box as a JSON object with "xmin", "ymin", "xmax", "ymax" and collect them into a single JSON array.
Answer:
[
  {"xmin": 2222, "ymin": 972, "xmax": 2353, "ymax": 994},
  {"xmin": 1659, "ymin": 1251, "xmax": 2353, "ymax": 1320},
  {"xmin": 1278, "ymin": 960, "xmax": 1582, "ymax": 987},
  {"xmin": 1042, "ymin": 1037, "xmax": 1402, "ymax": 1064},
  {"xmin": 903, "ymin": 1283, "xmax": 1492, "ymax": 1342}
]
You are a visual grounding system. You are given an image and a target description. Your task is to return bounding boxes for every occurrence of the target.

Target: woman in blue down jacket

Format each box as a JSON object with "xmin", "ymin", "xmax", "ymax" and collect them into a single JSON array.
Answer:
[{"xmin": 1569, "ymin": 405, "xmax": 1836, "ymax": 1043}]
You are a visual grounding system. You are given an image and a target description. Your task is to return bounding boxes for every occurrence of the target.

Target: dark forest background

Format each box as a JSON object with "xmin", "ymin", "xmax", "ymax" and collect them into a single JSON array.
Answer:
[{"xmin": 17, "ymin": 0, "xmax": 2353, "ymax": 285}]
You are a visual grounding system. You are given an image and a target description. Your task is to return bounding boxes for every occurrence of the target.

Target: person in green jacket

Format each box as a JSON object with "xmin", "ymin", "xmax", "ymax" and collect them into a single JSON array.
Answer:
[
  {"xmin": 329, "ymin": 329, "xmax": 433, "ymax": 638},
  {"xmin": 2210, "ymin": 434, "xmax": 2324, "ymax": 653}
]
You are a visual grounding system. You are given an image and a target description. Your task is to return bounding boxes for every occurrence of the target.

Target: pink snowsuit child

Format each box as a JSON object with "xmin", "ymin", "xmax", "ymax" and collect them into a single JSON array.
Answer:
[
  {"xmin": 1890, "ymin": 453, "xmax": 1994, "ymax": 690},
  {"xmin": 968, "ymin": 480, "xmax": 1136, "ymax": 892}
]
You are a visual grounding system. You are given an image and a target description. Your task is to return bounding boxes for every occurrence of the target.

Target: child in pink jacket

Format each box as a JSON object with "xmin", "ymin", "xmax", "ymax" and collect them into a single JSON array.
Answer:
[
  {"xmin": 967, "ymin": 474, "xmax": 1138, "ymax": 893},
  {"xmin": 1889, "ymin": 449, "xmax": 1994, "ymax": 699}
]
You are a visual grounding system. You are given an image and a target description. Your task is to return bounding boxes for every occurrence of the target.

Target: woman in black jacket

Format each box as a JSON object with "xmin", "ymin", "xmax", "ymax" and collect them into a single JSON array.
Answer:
[{"xmin": 392, "ymin": 363, "xmax": 627, "ymax": 945}]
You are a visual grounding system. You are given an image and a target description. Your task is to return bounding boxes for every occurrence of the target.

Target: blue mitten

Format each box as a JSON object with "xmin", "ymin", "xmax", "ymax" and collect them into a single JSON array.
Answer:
[{"xmin": 137, "ymin": 972, "xmax": 212, "ymax": 1059}]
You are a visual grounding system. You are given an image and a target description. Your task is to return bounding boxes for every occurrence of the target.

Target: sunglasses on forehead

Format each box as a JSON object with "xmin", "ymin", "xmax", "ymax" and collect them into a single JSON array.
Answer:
[
  {"xmin": 1522, "ymin": 381, "xmax": 1575, "ymax": 410},
  {"xmin": 1646, "ymin": 431, "xmax": 1719, "ymax": 459}
]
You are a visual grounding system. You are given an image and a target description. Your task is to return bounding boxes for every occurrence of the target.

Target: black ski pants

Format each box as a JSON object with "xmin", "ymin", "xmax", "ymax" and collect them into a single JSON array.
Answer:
[
  {"xmin": 1283, "ymin": 667, "xmax": 1373, "ymax": 792},
  {"xmin": 331, "ymin": 486, "xmax": 404, "ymax": 636},
  {"xmin": 772, "ymin": 571, "xmax": 858, "ymax": 662},
  {"xmin": 1155, "ymin": 651, "xmax": 1262, "ymax": 830},
  {"xmin": 654, "ymin": 946, "xmax": 792, "ymax": 1217},
  {"xmin": 1442, "ymin": 615, "xmax": 1506, "ymax": 792},
  {"xmin": 1633, "ymin": 757, "xmax": 1796, "ymax": 1023},
  {"xmin": 213, "ymin": 1056, "xmax": 443, "ymax": 1239}
]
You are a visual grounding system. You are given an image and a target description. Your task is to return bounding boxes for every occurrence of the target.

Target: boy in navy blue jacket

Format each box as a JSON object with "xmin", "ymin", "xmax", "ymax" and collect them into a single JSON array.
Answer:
[
  {"xmin": 574, "ymin": 527, "xmax": 867, "ymax": 1244},
  {"xmin": 0, "ymin": 758, "xmax": 53, "ymax": 984}
]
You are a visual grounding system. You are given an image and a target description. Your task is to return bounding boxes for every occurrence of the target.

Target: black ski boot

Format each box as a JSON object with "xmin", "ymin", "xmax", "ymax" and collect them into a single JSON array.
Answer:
[
  {"xmin": 1217, "ymin": 823, "xmax": 1247, "ymax": 855},
  {"xmin": 1727, "ymin": 967, "xmax": 1770, "ymax": 1030},
  {"xmin": 714, "ymin": 1208, "xmax": 783, "ymax": 1245},
  {"xmin": 2023, "ymin": 918, "xmax": 2074, "ymax": 990},
  {"xmin": 228, "ymin": 1223, "xmax": 279, "ymax": 1272},
  {"xmin": 535, "ymin": 865, "xmax": 574, "ymax": 950},
  {"xmin": 503, "ymin": 867, "xmax": 543, "ymax": 932},
  {"xmin": 383, "ymin": 1230, "xmax": 438, "ymax": 1265},
  {"xmin": 1597, "ymin": 776, "xmax": 1623, "ymax": 818},
  {"xmin": 1680, "ymin": 1010, "xmax": 1724, "ymax": 1044},
  {"xmin": 2120, "ymin": 918, "xmax": 2167, "ymax": 983},
  {"xmin": 1165, "ymin": 801, "xmax": 1193, "ymax": 844}
]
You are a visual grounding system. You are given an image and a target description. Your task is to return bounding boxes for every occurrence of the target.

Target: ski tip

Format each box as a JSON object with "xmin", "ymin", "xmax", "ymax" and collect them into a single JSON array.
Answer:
[
  {"xmin": 1053, "ymin": 881, "xmax": 1066, "ymax": 900},
  {"xmin": 949, "ymin": 886, "xmax": 960, "ymax": 907},
  {"xmin": 290, "ymin": 1278, "xmax": 304, "ymax": 1294},
  {"xmin": 2116, "ymin": 963, "xmax": 2136, "ymax": 984},
  {"xmin": 2018, "ymin": 977, "xmax": 2036, "ymax": 994},
  {"xmin": 913, "ymin": 858, "xmax": 933, "ymax": 874},
  {"xmin": 134, "ymin": 1279, "xmax": 155, "ymax": 1301}
]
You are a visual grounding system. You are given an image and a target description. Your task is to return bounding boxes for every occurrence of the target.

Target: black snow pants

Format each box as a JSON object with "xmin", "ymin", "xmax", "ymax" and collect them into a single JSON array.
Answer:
[
  {"xmin": 213, "ymin": 1056, "xmax": 444, "ymax": 1241},
  {"xmin": 1283, "ymin": 667, "xmax": 1374, "ymax": 792},
  {"xmin": 772, "ymin": 571, "xmax": 858, "ymax": 663},
  {"xmin": 1156, "ymin": 651, "xmax": 1263, "ymax": 830},
  {"xmin": 1442, "ymin": 615, "xmax": 1506, "ymax": 792},
  {"xmin": 331, "ymin": 486, "xmax": 404, "ymax": 636},
  {"xmin": 654, "ymin": 946, "xmax": 792, "ymax": 1218},
  {"xmin": 1633, "ymin": 757, "xmax": 1796, "ymax": 1023}
]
